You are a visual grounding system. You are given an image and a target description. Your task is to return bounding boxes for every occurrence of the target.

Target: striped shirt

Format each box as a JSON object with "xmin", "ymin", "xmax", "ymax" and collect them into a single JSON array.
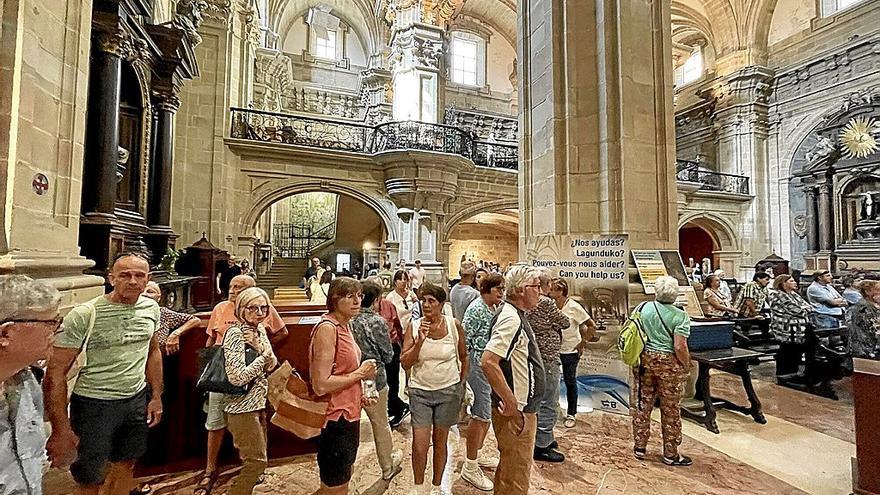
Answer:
[{"xmin": 223, "ymin": 324, "xmax": 277, "ymax": 414}]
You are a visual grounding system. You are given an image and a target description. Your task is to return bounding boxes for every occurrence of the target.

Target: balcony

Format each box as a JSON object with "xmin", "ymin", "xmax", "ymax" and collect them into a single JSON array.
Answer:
[
  {"xmin": 676, "ymin": 160, "xmax": 751, "ymax": 196},
  {"xmin": 229, "ymin": 107, "xmax": 518, "ymax": 170}
]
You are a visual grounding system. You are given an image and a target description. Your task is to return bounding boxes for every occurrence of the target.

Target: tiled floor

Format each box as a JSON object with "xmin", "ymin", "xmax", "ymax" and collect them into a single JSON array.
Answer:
[{"xmin": 44, "ymin": 374, "xmax": 855, "ymax": 495}]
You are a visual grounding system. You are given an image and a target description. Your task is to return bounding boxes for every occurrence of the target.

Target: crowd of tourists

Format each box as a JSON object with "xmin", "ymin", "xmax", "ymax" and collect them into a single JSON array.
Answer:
[{"xmin": 16, "ymin": 252, "xmax": 880, "ymax": 495}]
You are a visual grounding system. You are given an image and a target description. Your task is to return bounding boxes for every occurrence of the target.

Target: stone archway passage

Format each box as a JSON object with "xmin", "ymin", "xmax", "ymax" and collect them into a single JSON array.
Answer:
[
  {"xmin": 679, "ymin": 223, "xmax": 717, "ymax": 270},
  {"xmin": 447, "ymin": 209, "xmax": 519, "ymax": 277},
  {"xmin": 678, "ymin": 213, "xmax": 743, "ymax": 278}
]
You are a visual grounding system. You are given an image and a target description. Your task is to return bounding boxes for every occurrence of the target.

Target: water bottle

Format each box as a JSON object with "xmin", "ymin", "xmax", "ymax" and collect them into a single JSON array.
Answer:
[{"xmin": 363, "ymin": 379, "xmax": 379, "ymax": 401}]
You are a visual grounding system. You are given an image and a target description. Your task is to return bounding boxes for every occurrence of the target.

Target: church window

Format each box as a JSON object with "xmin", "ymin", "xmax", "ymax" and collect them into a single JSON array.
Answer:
[
  {"xmin": 315, "ymin": 30, "xmax": 337, "ymax": 60},
  {"xmin": 674, "ymin": 47, "xmax": 703, "ymax": 87}
]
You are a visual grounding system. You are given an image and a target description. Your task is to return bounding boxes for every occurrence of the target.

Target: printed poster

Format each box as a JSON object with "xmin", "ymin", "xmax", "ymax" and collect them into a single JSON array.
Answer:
[{"xmin": 526, "ymin": 235, "xmax": 631, "ymax": 415}]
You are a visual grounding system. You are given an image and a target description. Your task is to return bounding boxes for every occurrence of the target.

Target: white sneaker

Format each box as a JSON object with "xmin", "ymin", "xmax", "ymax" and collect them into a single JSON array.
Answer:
[
  {"xmin": 564, "ymin": 415, "xmax": 576, "ymax": 428},
  {"xmin": 429, "ymin": 486, "xmax": 450, "ymax": 495},
  {"xmin": 477, "ymin": 453, "xmax": 499, "ymax": 469},
  {"xmin": 462, "ymin": 464, "xmax": 494, "ymax": 491}
]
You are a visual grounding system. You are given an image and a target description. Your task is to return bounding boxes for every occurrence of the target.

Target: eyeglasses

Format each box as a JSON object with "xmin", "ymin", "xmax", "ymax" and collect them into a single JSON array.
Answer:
[
  {"xmin": 245, "ymin": 305, "xmax": 269, "ymax": 314},
  {"xmin": 9, "ymin": 318, "xmax": 64, "ymax": 333},
  {"xmin": 523, "ymin": 284, "xmax": 542, "ymax": 290}
]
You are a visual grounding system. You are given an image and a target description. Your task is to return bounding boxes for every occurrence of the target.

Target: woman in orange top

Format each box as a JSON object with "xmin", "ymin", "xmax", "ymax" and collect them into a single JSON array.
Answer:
[{"xmin": 310, "ymin": 277, "xmax": 378, "ymax": 494}]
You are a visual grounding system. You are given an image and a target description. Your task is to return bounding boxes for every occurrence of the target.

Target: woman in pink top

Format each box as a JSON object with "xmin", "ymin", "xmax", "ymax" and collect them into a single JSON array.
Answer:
[{"xmin": 310, "ymin": 277, "xmax": 378, "ymax": 494}]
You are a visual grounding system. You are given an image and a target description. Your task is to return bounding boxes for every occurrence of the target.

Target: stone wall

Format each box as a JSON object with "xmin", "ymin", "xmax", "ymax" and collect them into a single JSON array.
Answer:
[
  {"xmin": 0, "ymin": 0, "xmax": 103, "ymax": 304},
  {"xmin": 448, "ymin": 224, "xmax": 518, "ymax": 277}
]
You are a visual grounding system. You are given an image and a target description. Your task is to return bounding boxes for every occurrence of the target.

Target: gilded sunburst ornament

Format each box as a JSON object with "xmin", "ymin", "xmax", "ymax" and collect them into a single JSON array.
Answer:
[{"xmin": 839, "ymin": 116, "xmax": 879, "ymax": 160}]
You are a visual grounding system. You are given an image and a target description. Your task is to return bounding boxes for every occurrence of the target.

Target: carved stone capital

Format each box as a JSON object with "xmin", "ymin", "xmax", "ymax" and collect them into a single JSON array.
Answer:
[
  {"xmin": 202, "ymin": 0, "xmax": 232, "ymax": 28},
  {"xmin": 153, "ymin": 90, "xmax": 181, "ymax": 113},
  {"xmin": 95, "ymin": 28, "xmax": 129, "ymax": 58}
]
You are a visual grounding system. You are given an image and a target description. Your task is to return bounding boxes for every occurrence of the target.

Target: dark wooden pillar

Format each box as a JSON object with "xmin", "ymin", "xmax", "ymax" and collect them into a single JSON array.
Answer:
[
  {"xmin": 82, "ymin": 30, "xmax": 123, "ymax": 219},
  {"xmin": 145, "ymin": 92, "xmax": 180, "ymax": 262}
]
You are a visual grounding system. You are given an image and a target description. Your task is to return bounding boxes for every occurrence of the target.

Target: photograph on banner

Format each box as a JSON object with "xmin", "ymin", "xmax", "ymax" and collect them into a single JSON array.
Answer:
[
  {"xmin": 526, "ymin": 234, "xmax": 631, "ymax": 415},
  {"xmin": 632, "ymin": 249, "xmax": 704, "ymax": 318}
]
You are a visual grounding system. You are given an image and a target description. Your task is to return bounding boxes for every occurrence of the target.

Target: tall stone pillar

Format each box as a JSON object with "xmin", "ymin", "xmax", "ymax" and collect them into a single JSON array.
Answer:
[
  {"xmin": 384, "ymin": 0, "xmax": 461, "ymax": 122},
  {"xmin": 804, "ymin": 186, "xmax": 820, "ymax": 253},
  {"xmin": 818, "ymin": 182, "xmax": 835, "ymax": 252},
  {"xmin": 709, "ymin": 67, "xmax": 775, "ymax": 269},
  {"xmin": 0, "ymin": 0, "xmax": 104, "ymax": 305},
  {"xmin": 82, "ymin": 29, "xmax": 124, "ymax": 219},
  {"xmin": 519, "ymin": 0, "xmax": 678, "ymax": 256}
]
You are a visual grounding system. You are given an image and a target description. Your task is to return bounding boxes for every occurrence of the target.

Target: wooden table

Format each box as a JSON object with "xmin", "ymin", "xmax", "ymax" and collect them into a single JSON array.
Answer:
[{"xmin": 681, "ymin": 347, "xmax": 767, "ymax": 434}]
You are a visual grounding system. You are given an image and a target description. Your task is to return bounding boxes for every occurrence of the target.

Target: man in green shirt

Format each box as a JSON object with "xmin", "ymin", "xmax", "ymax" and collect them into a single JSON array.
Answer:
[{"xmin": 44, "ymin": 253, "xmax": 163, "ymax": 495}]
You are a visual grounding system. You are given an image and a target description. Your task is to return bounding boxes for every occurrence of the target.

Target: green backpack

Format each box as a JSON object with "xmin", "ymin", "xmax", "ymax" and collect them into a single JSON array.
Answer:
[{"xmin": 617, "ymin": 302, "xmax": 648, "ymax": 366}]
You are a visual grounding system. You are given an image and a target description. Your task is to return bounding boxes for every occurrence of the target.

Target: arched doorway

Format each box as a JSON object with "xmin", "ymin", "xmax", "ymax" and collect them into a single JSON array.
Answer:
[
  {"xmin": 255, "ymin": 192, "xmax": 388, "ymax": 284},
  {"xmin": 679, "ymin": 224, "xmax": 716, "ymax": 272},
  {"xmin": 446, "ymin": 209, "xmax": 519, "ymax": 276}
]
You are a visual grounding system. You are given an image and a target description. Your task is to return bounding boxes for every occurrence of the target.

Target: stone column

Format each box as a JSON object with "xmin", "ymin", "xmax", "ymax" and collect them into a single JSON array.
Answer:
[
  {"xmin": 82, "ymin": 29, "xmax": 125, "ymax": 219},
  {"xmin": 709, "ymin": 66, "xmax": 775, "ymax": 266},
  {"xmin": 518, "ymin": 0, "xmax": 677, "ymax": 254},
  {"xmin": 384, "ymin": 1, "xmax": 460, "ymax": 122},
  {"xmin": 818, "ymin": 182, "xmax": 835, "ymax": 252},
  {"xmin": 804, "ymin": 186, "xmax": 820, "ymax": 253}
]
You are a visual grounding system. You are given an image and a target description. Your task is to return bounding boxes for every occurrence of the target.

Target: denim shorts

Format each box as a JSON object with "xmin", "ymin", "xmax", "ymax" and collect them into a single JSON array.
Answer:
[
  {"xmin": 409, "ymin": 382, "xmax": 463, "ymax": 428},
  {"xmin": 204, "ymin": 392, "xmax": 228, "ymax": 431},
  {"xmin": 467, "ymin": 351, "xmax": 492, "ymax": 422}
]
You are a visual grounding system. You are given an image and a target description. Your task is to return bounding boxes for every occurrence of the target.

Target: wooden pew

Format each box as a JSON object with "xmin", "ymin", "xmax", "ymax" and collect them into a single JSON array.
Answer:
[{"xmin": 136, "ymin": 307, "xmax": 326, "ymax": 476}]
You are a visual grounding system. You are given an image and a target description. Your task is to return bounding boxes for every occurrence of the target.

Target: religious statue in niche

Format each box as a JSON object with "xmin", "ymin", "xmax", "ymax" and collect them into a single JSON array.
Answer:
[{"xmin": 116, "ymin": 146, "xmax": 130, "ymax": 184}]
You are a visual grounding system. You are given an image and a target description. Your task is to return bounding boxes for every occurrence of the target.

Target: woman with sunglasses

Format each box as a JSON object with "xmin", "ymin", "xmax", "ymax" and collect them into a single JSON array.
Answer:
[
  {"xmin": 310, "ymin": 277, "xmax": 378, "ymax": 494},
  {"xmin": 221, "ymin": 287, "xmax": 278, "ymax": 495}
]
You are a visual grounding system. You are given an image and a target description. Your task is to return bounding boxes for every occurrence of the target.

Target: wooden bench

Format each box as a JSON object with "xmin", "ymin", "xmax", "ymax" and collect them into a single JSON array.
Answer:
[
  {"xmin": 680, "ymin": 347, "xmax": 767, "ymax": 434},
  {"xmin": 137, "ymin": 306, "xmax": 326, "ymax": 476}
]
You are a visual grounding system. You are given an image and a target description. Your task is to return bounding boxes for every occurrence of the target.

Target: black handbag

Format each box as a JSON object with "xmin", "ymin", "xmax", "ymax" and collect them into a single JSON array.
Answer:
[{"xmin": 197, "ymin": 344, "xmax": 258, "ymax": 395}]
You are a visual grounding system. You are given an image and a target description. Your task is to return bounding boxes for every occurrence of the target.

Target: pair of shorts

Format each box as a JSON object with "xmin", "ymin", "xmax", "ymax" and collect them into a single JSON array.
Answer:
[
  {"xmin": 317, "ymin": 417, "xmax": 360, "ymax": 487},
  {"xmin": 467, "ymin": 352, "xmax": 492, "ymax": 422},
  {"xmin": 204, "ymin": 392, "xmax": 229, "ymax": 431},
  {"xmin": 409, "ymin": 382, "xmax": 463, "ymax": 428},
  {"xmin": 69, "ymin": 388, "xmax": 149, "ymax": 485}
]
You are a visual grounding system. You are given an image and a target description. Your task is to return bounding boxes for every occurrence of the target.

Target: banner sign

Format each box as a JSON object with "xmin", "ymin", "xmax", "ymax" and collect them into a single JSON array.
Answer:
[
  {"xmin": 526, "ymin": 235, "xmax": 631, "ymax": 415},
  {"xmin": 632, "ymin": 249, "xmax": 703, "ymax": 317}
]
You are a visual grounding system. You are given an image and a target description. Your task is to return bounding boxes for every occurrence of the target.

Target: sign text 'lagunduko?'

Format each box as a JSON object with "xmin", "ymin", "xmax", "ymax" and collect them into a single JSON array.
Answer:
[{"xmin": 531, "ymin": 237, "xmax": 628, "ymax": 281}]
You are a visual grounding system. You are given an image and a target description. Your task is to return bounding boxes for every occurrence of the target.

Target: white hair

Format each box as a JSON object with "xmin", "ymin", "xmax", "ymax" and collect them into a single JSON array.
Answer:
[
  {"xmin": 459, "ymin": 261, "xmax": 476, "ymax": 277},
  {"xmin": 713, "ymin": 269, "xmax": 725, "ymax": 277},
  {"xmin": 536, "ymin": 267, "xmax": 553, "ymax": 284},
  {"xmin": 0, "ymin": 274, "xmax": 61, "ymax": 320},
  {"xmin": 504, "ymin": 264, "xmax": 539, "ymax": 299},
  {"xmin": 653, "ymin": 276, "xmax": 680, "ymax": 304}
]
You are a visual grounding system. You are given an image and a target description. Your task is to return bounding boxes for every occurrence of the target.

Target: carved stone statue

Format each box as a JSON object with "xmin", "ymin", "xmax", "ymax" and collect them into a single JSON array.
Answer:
[
  {"xmin": 116, "ymin": 146, "xmax": 130, "ymax": 183},
  {"xmin": 857, "ymin": 191, "xmax": 879, "ymax": 221},
  {"xmin": 173, "ymin": 0, "xmax": 208, "ymax": 46},
  {"xmin": 805, "ymin": 136, "xmax": 836, "ymax": 166}
]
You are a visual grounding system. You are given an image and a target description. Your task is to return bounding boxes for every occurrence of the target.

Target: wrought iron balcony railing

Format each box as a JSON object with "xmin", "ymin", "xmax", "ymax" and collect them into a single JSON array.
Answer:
[
  {"xmin": 676, "ymin": 160, "xmax": 751, "ymax": 195},
  {"xmin": 230, "ymin": 107, "xmax": 518, "ymax": 171}
]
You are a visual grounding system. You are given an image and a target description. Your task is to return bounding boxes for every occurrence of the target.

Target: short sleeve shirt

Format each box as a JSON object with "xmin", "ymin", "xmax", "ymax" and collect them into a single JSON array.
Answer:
[
  {"xmin": 206, "ymin": 300, "xmax": 286, "ymax": 345},
  {"xmin": 483, "ymin": 303, "xmax": 545, "ymax": 413},
  {"xmin": 462, "ymin": 298, "xmax": 496, "ymax": 357},
  {"xmin": 56, "ymin": 295, "xmax": 160, "ymax": 400},
  {"xmin": 560, "ymin": 298, "xmax": 591, "ymax": 354},
  {"xmin": 0, "ymin": 370, "xmax": 46, "ymax": 494},
  {"xmin": 450, "ymin": 283, "xmax": 480, "ymax": 321},
  {"xmin": 640, "ymin": 302, "xmax": 691, "ymax": 354}
]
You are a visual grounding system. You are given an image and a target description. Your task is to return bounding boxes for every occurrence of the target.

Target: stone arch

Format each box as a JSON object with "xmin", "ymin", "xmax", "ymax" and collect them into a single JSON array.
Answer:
[
  {"xmin": 270, "ymin": 0, "xmax": 381, "ymax": 57},
  {"xmin": 242, "ymin": 179, "xmax": 399, "ymax": 243},
  {"xmin": 443, "ymin": 197, "xmax": 519, "ymax": 242},
  {"xmin": 678, "ymin": 212, "xmax": 739, "ymax": 252}
]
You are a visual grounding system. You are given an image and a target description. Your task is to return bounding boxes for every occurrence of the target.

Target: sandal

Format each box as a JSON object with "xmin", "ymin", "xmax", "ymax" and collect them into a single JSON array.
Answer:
[
  {"xmin": 662, "ymin": 454, "xmax": 693, "ymax": 466},
  {"xmin": 193, "ymin": 471, "xmax": 218, "ymax": 495},
  {"xmin": 633, "ymin": 448, "xmax": 646, "ymax": 460}
]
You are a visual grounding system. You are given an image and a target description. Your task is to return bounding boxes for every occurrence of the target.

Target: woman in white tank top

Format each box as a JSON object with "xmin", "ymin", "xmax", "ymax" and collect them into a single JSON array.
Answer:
[{"xmin": 400, "ymin": 283, "xmax": 469, "ymax": 495}]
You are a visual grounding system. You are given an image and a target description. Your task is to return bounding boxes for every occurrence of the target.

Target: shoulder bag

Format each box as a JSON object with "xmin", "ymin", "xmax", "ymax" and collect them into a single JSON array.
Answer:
[
  {"xmin": 271, "ymin": 317, "xmax": 339, "ymax": 439},
  {"xmin": 196, "ymin": 332, "xmax": 259, "ymax": 395}
]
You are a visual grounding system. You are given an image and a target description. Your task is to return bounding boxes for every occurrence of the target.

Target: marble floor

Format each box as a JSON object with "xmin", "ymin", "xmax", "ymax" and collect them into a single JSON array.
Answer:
[{"xmin": 44, "ymin": 373, "xmax": 856, "ymax": 495}]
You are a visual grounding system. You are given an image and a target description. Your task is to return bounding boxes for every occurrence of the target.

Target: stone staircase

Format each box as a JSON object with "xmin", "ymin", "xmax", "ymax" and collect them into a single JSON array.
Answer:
[{"xmin": 258, "ymin": 257, "xmax": 307, "ymax": 295}]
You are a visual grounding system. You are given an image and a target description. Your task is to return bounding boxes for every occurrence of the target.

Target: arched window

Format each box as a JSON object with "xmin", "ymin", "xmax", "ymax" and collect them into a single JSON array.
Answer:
[{"xmin": 674, "ymin": 47, "xmax": 703, "ymax": 87}]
